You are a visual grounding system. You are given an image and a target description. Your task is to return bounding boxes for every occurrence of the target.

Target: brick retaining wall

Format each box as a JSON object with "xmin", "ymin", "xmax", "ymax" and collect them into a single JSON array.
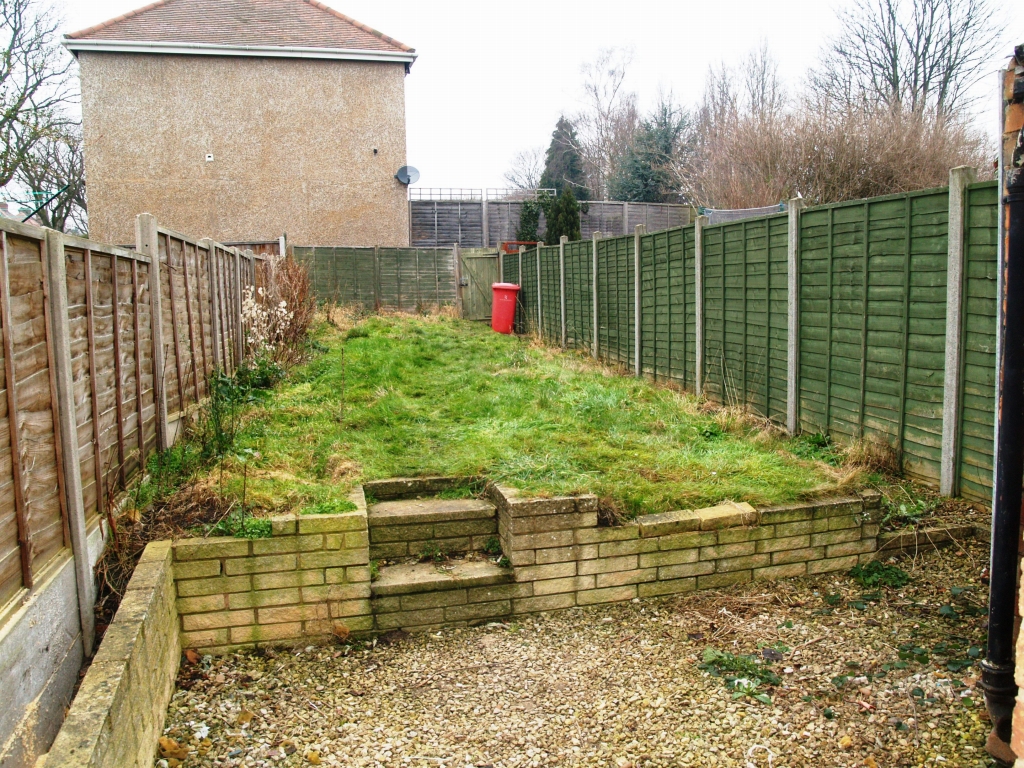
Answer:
[
  {"xmin": 170, "ymin": 484, "xmax": 882, "ymax": 651},
  {"xmin": 485, "ymin": 485, "xmax": 881, "ymax": 614},
  {"xmin": 173, "ymin": 490, "xmax": 371, "ymax": 654}
]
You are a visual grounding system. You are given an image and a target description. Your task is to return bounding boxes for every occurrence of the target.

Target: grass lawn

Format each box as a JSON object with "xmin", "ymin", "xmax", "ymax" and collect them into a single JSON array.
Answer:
[{"xmin": 214, "ymin": 314, "xmax": 855, "ymax": 517}]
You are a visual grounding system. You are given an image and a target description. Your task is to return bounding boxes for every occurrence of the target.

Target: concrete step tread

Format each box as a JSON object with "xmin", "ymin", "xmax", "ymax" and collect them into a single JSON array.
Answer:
[
  {"xmin": 372, "ymin": 560, "xmax": 512, "ymax": 596},
  {"xmin": 368, "ymin": 498, "xmax": 496, "ymax": 527}
]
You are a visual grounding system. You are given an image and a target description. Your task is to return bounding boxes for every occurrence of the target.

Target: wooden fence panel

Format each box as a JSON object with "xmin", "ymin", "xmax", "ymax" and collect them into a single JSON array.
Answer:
[
  {"xmin": 798, "ymin": 190, "xmax": 949, "ymax": 483},
  {"xmin": 564, "ymin": 241, "xmax": 592, "ymax": 350},
  {"xmin": 596, "ymin": 235, "xmax": 634, "ymax": 368},
  {"xmin": 295, "ymin": 246, "xmax": 456, "ymax": 310},
  {"xmin": 957, "ymin": 181, "xmax": 999, "ymax": 500},
  {"xmin": 0, "ymin": 226, "xmax": 68, "ymax": 604},
  {"xmin": 519, "ymin": 248, "xmax": 539, "ymax": 335},
  {"xmin": 702, "ymin": 224, "xmax": 726, "ymax": 402},
  {"xmin": 538, "ymin": 245, "xmax": 560, "ymax": 344}
]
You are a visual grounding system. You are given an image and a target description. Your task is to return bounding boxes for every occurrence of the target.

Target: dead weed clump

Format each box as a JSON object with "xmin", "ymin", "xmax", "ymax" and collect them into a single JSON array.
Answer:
[
  {"xmin": 597, "ymin": 497, "xmax": 626, "ymax": 527},
  {"xmin": 844, "ymin": 435, "xmax": 901, "ymax": 475},
  {"xmin": 94, "ymin": 481, "xmax": 234, "ymax": 633}
]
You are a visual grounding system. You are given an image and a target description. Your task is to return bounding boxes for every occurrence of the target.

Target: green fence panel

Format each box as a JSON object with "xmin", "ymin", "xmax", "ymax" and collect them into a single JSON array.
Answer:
[
  {"xmin": 679, "ymin": 226, "xmax": 697, "ymax": 391},
  {"xmin": 596, "ymin": 235, "xmax": 634, "ymax": 368},
  {"xmin": 564, "ymin": 240, "xmax": 593, "ymax": 351},
  {"xmin": 702, "ymin": 223, "xmax": 726, "ymax": 402},
  {"xmin": 297, "ymin": 246, "xmax": 455, "ymax": 310},
  {"xmin": 539, "ymin": 245, "xmax": 561, "ymax": 344},
  {"xmin": 519, "ymin": 247, "xmax": 539, "ymax": 334},
  {"xmin": 698, "ymin": 215, "xmax": 785, "ymax": 417},
  {"xmin": 766, "ymin": 215, "xmax": 790, "ymax": 422},
  {"xmin": 798, "ymin": 189, "xmax": 949, "ymax": 483},
  {"xmin": 957, "ymin": 180, "xmax": 999, "ymax": 501}
]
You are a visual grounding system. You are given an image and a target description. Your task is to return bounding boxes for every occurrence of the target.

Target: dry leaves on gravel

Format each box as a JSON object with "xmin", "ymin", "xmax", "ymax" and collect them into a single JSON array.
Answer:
[{"xmin": 159, "ymin": 541, "xmax": 991, "ymax": 768}]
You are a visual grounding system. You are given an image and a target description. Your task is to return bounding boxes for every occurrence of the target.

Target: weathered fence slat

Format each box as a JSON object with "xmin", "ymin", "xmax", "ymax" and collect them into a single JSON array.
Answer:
[
  {"xmin": 83, "ymin": 248, "xmax": 107, "ymax": 522},
  {"xmin": 111, "ymin": 255, "xmax": 125, "ymax": 484},
  {"xmin": 131, "ymin": 260, "xmax": 146, "ymax": 461},
  {"xmin": 165, "ymin": 235, "xmax": 186, "ymax": 414},
  {"xmin": 181, "ymin": 241, "xmax": 201, "ymax": 405},
  {"xmin": 0, "ymin": 232, "xmax": 33, "ymax": 589}
]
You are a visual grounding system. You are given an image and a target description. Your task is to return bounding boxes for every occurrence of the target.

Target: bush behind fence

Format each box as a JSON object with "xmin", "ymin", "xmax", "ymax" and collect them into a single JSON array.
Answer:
[{"xmin": 503, "ymin": 172, "xmax": 998, "ymax": 503}]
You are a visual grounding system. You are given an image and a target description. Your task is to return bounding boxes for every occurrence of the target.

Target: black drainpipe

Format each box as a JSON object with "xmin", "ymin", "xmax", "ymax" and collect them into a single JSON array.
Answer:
[{"xmin": 982, "ymin": 49, "xmax": 1024, "ymax": 762}]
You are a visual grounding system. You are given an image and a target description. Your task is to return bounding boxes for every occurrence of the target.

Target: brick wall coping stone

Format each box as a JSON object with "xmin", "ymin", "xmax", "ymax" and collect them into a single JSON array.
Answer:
[{"xmin": 40, "ymin": 541, "xmax": 180, "ymax": 768}]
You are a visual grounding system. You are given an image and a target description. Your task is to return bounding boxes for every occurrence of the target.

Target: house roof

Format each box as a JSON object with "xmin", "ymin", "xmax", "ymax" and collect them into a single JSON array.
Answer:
[{"xmin": 64, "ymin": 0, "xmax": 416, "ymax": 64}]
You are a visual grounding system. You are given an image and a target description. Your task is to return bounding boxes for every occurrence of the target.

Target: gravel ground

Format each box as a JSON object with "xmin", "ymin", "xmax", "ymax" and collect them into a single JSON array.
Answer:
[{"xmin": 160, "ymin": 540, "xmax": 993, "ymax": 768}]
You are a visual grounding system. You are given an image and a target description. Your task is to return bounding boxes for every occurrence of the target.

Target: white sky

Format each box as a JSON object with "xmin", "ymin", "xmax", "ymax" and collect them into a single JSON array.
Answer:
[{"xmin": 59, "ymin": 0, "xmax": 1022, "ymax": 191}]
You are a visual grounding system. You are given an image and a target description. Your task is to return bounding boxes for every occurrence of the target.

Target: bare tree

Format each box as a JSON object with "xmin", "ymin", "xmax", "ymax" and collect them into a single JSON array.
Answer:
[
  {"xmin": 0, "ymin": 0, "xmax": 75, "ymax": 189},
  {"xmin": 744, "ymin": 42, "xmax": 787, "ymax": 124},
  {"xmin": 15, "ymin": 123, "xmax": 87, "ymax": 233},
  {"xmin": 812, "ymin": 0, "xmax": 1002, "ymax": 116},
  {"xmin": 572, "ymin": 47, "xmax": 639, "ymax": 199},
  {"xmin": 503, "ymin": 146, "xmax": 544, "ymax": 190},
  {"xmin": 676, "ymin": 44, "xmax": 991, "ymax": 209}
]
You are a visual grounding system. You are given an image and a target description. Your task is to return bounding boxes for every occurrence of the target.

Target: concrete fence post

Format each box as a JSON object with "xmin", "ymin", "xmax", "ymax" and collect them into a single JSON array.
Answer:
[
  {"xmin": 622, "ymin": 202, "xmax": 630, "ymax": 235},
  {"xmin": 694, "ymin": 215, "xmax": 707, "ymax": 396},
  {"xmin": 940, "ymin": 165, "xmax": 978, "ymax": 496},
  {"xmin": 559, "ymin": 235, "xmax": 568, "ymax": 348},
  {"xmin": 536, "ymin": 242, "xmax": 544, "ymax": 337},
  {"xmin": 592, "ymin": 231, "xmax": 601, "ymax": 358},
  {"xmin": 135, "ymin": 213, "xmax": 169, "ymax": 450},
  {"xmin": 482, "ymin": 200, "xmax": 490, "ymax": 248},
  {"xmin": 233, "ymin": 248, "xmax": 244, "ymax": 365},
  {"xmin": 786, "ymin": 198, "xmax": 806, "ymax": 434},
  {"xmin": 634, "ymin": 224, "xmax": 644, "ymax": 376},
  {"xmin": 279, "ymin": 233, "xmax": 287, "ymax": 258},
  {"xmin": 44, "ymin": 229, "xmax": 94, "ymax": 657}
]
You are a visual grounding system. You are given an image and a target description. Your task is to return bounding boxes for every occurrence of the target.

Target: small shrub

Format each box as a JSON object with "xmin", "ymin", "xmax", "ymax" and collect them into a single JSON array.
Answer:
[
  {"xmin": 235, "ymin": 356, "xmax": 284, "ymax": 391},
  {"xmin": 483, "ymin": 537, "xmax": 503, "ymax": 556},
  {"xmin": 418, "ymin": 541, "xmax": 447, "ymax": 562},
  {"xmin": 849, "ymin": 560, "xmax": 910, "ymax": 589}
]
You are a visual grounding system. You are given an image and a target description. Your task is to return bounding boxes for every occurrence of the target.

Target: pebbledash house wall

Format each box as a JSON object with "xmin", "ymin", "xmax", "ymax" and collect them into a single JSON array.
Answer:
[{"xmin": 77, "ymin": 52, "xmax": 410, "ymax": 247}]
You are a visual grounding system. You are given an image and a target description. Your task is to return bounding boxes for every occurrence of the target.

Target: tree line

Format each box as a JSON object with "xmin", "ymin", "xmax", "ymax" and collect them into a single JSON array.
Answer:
[{"xmin": 506, "ymin": 0, "xmax": 1003, "ymax": 211}]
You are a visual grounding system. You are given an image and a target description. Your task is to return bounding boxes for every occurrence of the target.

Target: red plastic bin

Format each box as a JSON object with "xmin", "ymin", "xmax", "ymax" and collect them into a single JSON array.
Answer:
[{"xmin": 491, "ymin": 283, "xmax": 520, "ymax": 334}]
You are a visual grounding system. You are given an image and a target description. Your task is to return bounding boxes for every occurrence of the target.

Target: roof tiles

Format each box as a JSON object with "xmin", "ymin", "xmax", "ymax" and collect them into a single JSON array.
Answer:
[{"xmin": 66, "ymin": 0, "xmax": 413, "ymax": 53}]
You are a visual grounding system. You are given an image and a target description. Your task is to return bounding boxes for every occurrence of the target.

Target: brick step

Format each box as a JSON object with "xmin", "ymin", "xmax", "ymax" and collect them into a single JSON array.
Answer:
[
  {"xmin": 367, "ymin": 498, "xmax": 498, "ymax": 558},
  {"xmin": 368, "ymin": 498, "xmax": 496, "ymax": 527},
  {"xmin": 371, "ymin": 560, "xmax": 512, "ymax": 597}
]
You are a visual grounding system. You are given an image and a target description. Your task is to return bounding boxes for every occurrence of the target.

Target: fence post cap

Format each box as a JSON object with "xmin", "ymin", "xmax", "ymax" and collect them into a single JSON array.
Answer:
[{"xmin": 560, "ymin": 235, "xmax": 568, "ymax": 244}]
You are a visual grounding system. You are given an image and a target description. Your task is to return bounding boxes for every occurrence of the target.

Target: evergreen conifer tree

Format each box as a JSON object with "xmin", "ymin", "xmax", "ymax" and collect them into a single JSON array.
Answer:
[
  {"xmin": 539, "ymin": 117, "xmax": 590, "ymax": 201},
  {"xmin": 608, "ymin": 101, "xmax": 686, "ymax": 202},
  {"xmin": 542, "ymin": 187, "xmax": 582, "ymax": 242}
]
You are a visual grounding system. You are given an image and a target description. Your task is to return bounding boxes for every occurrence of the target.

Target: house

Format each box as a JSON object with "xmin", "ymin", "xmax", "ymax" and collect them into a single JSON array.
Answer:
[{"xmin": 65, "ymin": 0, "xmax": 417, "ymax": 246}]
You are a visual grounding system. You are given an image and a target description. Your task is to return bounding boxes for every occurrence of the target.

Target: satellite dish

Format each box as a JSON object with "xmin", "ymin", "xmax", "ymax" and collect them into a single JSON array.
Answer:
[{"xmin": 395, "ymin": 166, "xmax": 420, "ymax": 185}]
